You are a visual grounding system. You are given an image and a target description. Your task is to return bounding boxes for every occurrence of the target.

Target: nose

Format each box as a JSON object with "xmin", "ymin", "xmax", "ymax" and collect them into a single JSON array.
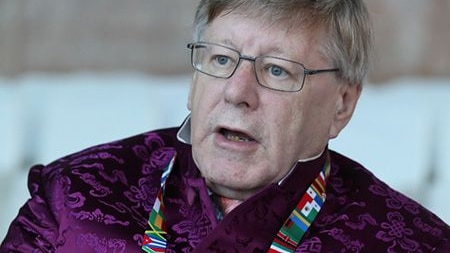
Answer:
[{"xmin": 223, "ymin": 59, "xmax": 259, "ymax": 109}]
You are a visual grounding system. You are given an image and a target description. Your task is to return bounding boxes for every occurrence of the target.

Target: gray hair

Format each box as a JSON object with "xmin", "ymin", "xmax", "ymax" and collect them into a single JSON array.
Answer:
[{"xmin": 192, "ymin": 0, "xmax": 372, "ymax": 86}]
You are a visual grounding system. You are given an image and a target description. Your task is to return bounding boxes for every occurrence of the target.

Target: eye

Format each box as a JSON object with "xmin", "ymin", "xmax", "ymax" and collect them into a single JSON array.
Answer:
[
  {"xmin": 270, "ymin": 66, "xmax": 284, "ymax": 76},
  {"xmin": 267, "ymin": 64, "xmax": 289, "ymax": 78},
  {"xmin": 213, "ymin": 55, "xmax": 231, "ymax": 66}
]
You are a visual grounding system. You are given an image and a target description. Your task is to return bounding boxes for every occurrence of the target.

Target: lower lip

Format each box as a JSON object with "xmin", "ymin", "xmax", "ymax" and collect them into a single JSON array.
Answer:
[{"xmin": 213, "ymin": 132, "xmax": 259, "ymax": 152}]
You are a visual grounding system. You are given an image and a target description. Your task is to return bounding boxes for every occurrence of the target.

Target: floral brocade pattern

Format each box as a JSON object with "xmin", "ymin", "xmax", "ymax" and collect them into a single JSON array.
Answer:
[
  {"xmin": 1, "ymin": 127, "xmax": 449, "ymax": 252},
  {"xmin": 1, "ymin": 129, "xmax": 178, "ymax": 253},
  {"xmin": 305, "ymin": 155, "xmax": 449, "ymax": 253}
]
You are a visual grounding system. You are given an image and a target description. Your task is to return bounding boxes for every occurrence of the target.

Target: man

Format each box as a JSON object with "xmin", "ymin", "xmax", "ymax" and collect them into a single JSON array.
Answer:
[{"xmin": 1, "ymin": 0, "xmax": 449, "ymax": 252}]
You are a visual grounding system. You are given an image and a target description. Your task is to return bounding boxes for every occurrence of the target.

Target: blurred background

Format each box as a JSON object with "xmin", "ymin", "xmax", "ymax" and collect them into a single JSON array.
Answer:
[{"xmin": 1, "ymin": 0, "xmax": 449, "ymax": 240}]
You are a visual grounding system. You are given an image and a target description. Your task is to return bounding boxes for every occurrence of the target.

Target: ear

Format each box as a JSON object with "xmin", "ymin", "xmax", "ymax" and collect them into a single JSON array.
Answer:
[{"xmin": 329, "ymin": 83, "xmax": 362, "ymax": 139}]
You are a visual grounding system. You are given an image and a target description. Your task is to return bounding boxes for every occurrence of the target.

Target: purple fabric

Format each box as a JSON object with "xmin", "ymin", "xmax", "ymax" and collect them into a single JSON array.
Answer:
[
  {"xmin": 164, "ymin": 144, "xmax": 327, "ymax": 252},
  {"xmin": 1, "ymin": 127, "xmax": 449, "ymax": 252}
]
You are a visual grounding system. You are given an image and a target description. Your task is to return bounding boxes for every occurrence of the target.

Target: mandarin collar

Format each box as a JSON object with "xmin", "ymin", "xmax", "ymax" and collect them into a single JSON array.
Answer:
[
  {"xmin": 277, "ymin": 148, "xmax": 329, "ymax": 193},
  {"xmin": 177, "ymin": 114, "xmax": 192, "ymax": 144}
]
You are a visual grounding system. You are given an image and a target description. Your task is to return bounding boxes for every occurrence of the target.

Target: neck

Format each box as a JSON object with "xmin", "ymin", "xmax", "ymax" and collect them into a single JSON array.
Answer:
[
  {"xmin": 207, "ymin": 180, "xmax": 263, "ymax": 200},
  {"xmin": 216, "ymin": 195, "xmax": 243, "ymax": 215}
]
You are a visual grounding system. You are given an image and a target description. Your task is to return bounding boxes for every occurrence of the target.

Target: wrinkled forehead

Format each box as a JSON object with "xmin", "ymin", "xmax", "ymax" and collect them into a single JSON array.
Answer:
[
  {"xmin": 205, "ymin": 9, "xmax": 326, "ymax": 48},
  {"xmin": 204, "ymin": 15, "xmax": 313, "ymax": 47},
  {"xmin": 200, "ymin": 12, "xmax": 330, "ymax": 67},
  {"xmin": 209, "ymin": 3, "xmax": 325, "ymax": 34},
  {"xmin": 197, "ymin": 5, "xmax": 327, "ymax": 45}
]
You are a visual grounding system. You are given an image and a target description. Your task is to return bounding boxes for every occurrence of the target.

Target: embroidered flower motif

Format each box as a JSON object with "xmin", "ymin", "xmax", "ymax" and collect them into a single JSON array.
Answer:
[
  {"xmin": 413, "ymin": 217, "xmax": 443, "ymax": 237},
  {"xmin": 66, "ymin": 192, "xmax": 86, "ymax": 209},
  {"xmin": 133, "ymin": 133, "xmax": 167, "ymax": 164},
  {"xmin": 133, "ymin": 134, "xmax": 176, "ymax": 174},
  {"xmin": 69, "ymin": 152, "xmax": 124, "ymax": 166},
  {"xmin": 99, "ymin": 169, "xmax": 128, "ymax": 185},
  {"xmin": 323, "ymin": 228, "xmax": 365, "ymax": 252},
  {"xmin": 77, "ymin": 233, "xmax": 126, "ymax": 253},
  {"xmin": 124, "ymin": 176, "xmax": 159, "ymax": 211},
  {"xmin": 345, "ymin": 213, "xmax": 378, "ymax": 230},
  {"xmin": 376, "ymin": 212, "xmax": 419, "ymax": 252},
  {"xmin": 314, "ymin": 213, "xmax": 349, "ymax": 227},
  {"xmin": 172, "ymin": 211, "xmax": 213, "ymax": 248},
  {"xmin": 73, "ymin": 171, "xmax": 112, "ymax": 197},
  {"xmin": 72, "ymin": 208, "xmax": 129, "ymax": 226},
  {"xmin": 296, "ymin": 237, "xmax": 322, "ymax": 252},
  {"xmin": 369, "ymin": 178, "xmax": 420, "ymax": 214}
]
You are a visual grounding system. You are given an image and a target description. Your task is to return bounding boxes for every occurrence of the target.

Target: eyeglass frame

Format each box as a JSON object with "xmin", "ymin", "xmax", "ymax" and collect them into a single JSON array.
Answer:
[{"xmin": 187, "ymin": 41, "xmax": 340, "ymax": 92}]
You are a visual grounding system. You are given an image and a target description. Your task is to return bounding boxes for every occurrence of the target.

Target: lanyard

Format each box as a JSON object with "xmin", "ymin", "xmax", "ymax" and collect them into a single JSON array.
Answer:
[
  {"xmin": 142, "ymin": 157, "xmax": 330, "ymax": 253},
  {"xmin": 141, "ymin": 155, "xmax": 174, "ymax": 253},
  {"xmin": 269, "ymin": 159, "xmax": 330, "ymax": 252}
]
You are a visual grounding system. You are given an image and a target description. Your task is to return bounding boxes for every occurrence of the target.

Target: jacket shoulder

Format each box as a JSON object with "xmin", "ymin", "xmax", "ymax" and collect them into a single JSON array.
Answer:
[
  {"xmin": 38, "ymin": 127, "xmax": 182, "ymax": 213},
  {"xmin": 0, "ymin": 127, "xmax": 182, "ymax": 252},
  {"xmin": 42, "ymin": 127, "xmax": 180, "ymax": 179},
  {"xmin": 306, "ymin": 150, "xmax": 449, "ymax": 252}
]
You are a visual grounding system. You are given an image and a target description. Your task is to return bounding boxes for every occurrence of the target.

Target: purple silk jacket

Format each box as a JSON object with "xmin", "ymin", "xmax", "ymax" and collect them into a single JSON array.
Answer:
[{"xmin": 1, "ymin": 127, "xmax": 449, "ymax": 252}]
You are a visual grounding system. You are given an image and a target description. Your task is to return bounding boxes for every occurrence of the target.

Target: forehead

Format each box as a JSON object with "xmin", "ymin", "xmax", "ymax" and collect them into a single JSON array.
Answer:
[{"xmin": 201, "ymin": 12, "xmax": 323, "ymax": 62}]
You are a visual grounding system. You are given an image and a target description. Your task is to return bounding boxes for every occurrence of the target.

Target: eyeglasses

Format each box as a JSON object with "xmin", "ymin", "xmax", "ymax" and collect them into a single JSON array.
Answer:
[{"xmin": 187, "ymin": 42, "xmax": 339, "ymax": 92}]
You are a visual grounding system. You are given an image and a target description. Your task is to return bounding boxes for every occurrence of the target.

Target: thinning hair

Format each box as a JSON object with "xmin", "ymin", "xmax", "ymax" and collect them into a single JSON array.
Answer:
[{"xmin": 192, "ymin": 0, "xmax": 372, "ymax": 86}]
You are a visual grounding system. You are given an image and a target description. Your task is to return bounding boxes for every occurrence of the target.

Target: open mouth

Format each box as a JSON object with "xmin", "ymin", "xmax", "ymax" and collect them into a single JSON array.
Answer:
[{"xmin": 219, "ymin": 128, "xmax": 255, "ymax": 142}]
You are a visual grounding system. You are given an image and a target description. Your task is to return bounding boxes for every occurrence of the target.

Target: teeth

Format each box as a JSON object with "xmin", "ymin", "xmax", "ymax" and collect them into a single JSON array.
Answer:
[{"xmin": 224, "ymin": 132, "xmax": 251, "ymax": 142}]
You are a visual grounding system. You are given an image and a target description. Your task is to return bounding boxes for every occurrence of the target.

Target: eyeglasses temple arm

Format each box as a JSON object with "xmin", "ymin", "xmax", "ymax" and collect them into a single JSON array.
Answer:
[{"xmin": 305, "ymin": 68, "xmax": 339, "ymax": 75}]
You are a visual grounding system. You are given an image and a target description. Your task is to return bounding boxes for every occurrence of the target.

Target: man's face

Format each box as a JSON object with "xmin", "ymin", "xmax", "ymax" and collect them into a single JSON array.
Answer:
[{"xmin": 188, "ymin": 12, "xmax": 357, "ymax": 199}]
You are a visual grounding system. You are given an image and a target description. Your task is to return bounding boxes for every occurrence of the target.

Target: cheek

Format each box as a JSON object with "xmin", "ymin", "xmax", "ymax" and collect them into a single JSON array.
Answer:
[
  {"xmin": 268, "ymin": 92, "xmax": 333, "ymax": 157},
  {"xmin": 188, "ymin": 75, "xmax": 201, "ymax": 111},
  {"xmin": 298, "ymin": 92, "xmax": 339, "ymax": 145},
  {"xmin": 187, "ymin": 75, "xmax": 197, "ymax": 111},
  {"xmin": 302, "ymin": 83, "xmax": 339, "ymax": 121},
  {"xmin": 189, "ymin": 76, "xmax": 222, "ymax": 113},
  {"xmin": 264, "ymin": 99, "xmax": 305, "ymax": 149}
]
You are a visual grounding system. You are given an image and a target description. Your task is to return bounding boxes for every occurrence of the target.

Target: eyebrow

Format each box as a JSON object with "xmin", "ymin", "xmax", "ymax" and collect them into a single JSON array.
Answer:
[{"xmin": 206, "ymin": 38, "xmax": 298, "ymax": 61}]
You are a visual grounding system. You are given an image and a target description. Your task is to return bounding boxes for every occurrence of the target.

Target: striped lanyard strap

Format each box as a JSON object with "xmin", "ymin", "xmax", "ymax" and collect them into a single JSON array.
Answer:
[
  {"xmin": 141, "ymin": 155, "xmax": 175, "ymax": 253},
  {"xmin": 269, "ymin": 159, "xmax": 330, "ymax": 252},
  {"xmin": 141, "ymin": 156, "xmax": 330, "ymax": 253}
]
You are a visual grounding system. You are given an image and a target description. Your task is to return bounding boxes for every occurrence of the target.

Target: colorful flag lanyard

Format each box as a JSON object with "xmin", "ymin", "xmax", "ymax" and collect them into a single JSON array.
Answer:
[{"xmin": 142, "ymin": 155, "xmax": 330, "ymax": 253}]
